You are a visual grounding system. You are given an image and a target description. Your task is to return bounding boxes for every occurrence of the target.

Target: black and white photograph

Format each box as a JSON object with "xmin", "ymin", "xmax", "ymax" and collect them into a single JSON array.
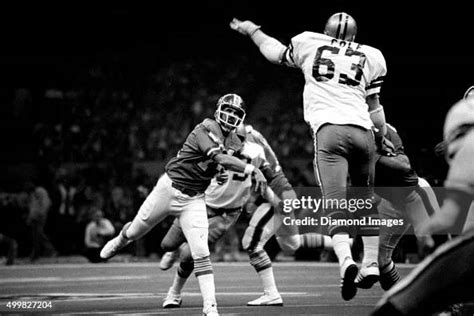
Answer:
[{"xmin": 0, "ymin": 2, "xmax": 473, "ymax": 315}]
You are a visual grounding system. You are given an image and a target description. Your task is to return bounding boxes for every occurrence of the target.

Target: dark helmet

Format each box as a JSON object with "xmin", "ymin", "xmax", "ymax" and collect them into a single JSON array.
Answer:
[
  {"xmin": 324, "ymin": 12, "xmax": 357, "ymax": 41},
  {"xmin": 215, "ymin": 94, "xmax": 246, "ymax": 131}
]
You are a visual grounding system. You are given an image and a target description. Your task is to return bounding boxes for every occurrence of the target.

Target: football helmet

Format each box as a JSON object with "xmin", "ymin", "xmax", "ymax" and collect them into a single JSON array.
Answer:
[
  {"xmin": 215, "ymin": 94, "xmax": 246, "ymax": 131},
  {"xmin": 324, "ymin": 12, "xmax": 357, "ymax": 41}
]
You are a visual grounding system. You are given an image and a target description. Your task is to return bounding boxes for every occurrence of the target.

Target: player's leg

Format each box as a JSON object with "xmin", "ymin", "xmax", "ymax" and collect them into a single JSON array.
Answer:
[
  {"xmin": 164, "ymin": 209, "xmax": 242, "ymax": 307},
  {"xmin": 347, "ymin": 126, "xmax": 379, "ymax": 290},
  {"xmin": 377, "ymin": 197, "xmax": 410, "ymax": 290},
  {"xmin": 373, "ymin": 229, "xmax": 474, "ymax": 316},
  {"xmin": 314, "ymin": 124, "xmax": 358, "ymax": 300},
  {"xmin": 100, "ymin": 174, "xmax": 174, "ymax": 259},
  {"xmin": 242, "ymin": 203, "xmax": 283, "ymax": 306},
  {"xmin": 160, "ymin": 218, "xmax": 186, "ymax": 270},
  {"xmin": 179, "ymin": 197, "xmax": 218, "ymax": 315}
]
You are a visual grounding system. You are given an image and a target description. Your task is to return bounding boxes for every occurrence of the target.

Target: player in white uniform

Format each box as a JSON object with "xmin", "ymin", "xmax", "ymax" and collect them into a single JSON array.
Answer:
[
  {"xmin": 373, "ymin": 87, "xmax": 474, "ymax": 315},
  {"xmin": 230, "ymin": 12, "xmax": 388, "ymax": 300}
]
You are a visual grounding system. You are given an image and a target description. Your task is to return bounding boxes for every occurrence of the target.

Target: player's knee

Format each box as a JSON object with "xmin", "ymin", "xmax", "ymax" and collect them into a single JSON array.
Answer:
[
  {"xmin": 188, "ymin": 241, "xmax": 210, "ymax": 259},
  {"xmin": 179, "ymin": 244, "xmax": 193, "ymax": 262},
  {"xmin": 208, "ymin": 219, "xmax": 228, "ymax": 243},
  {"xmin": 276, "ymin": 235, "xmax": 300, "ymax": 255}
]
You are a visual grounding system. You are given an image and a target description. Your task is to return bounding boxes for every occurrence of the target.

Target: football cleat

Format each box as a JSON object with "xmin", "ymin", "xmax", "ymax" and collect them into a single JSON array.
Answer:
[
  {"xmin": 340, "ymin": 257, "xmax": 358, "ymax": 301},
  {"xmin": 203, "ymin": 303, "xmax": 219, "ymax": 316},
  {"xmin": 160, "ymin": 251, "xmax": 179, "ymax": 271},
  {"xmin": 379, "ymin": 261, "xmax": 401, "ymax": 291},
  {"xmin": 355, "ymin": 262, "xmax": 380, "ymax": 289},
  {"xmin": 100, "ymin": 222, "xmax": 132, "ymax": 259},
  {"xmin": 162, "ymin": 292, "xmax": 182, "ymax": 308},
  {"xmin": 247, "ymin": 293, "xmax": 283, "ymax": 306}
]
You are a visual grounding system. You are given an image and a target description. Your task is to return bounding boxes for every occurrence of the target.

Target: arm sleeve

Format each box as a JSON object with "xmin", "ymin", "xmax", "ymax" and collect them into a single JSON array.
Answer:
[
  {"xmin": 195, "ymin": 129, "xmax": 223, "ymax": 159},
  {"xmin": 250, "ymin": 30, "xmax": 288, "ymax": 64},
  {"xmin": 366, "ymin": 49, "xmax": 387, "ymax": 96}
]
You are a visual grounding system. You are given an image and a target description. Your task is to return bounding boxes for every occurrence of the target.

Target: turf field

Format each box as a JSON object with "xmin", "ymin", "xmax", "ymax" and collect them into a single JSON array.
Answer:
[{"xmin": 0, "ymin": 260, "xmax": 414, "ymax": 315}]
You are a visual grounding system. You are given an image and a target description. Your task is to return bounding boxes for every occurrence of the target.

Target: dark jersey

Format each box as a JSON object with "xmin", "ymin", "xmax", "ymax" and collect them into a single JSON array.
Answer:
[
  {"xmin": 246, "ymin": 126, "xmax": 293, "ymax": 196},
  {"xmin": 165, "ymin": 118, "xmax": 243, "ymax": 193},
  {"xmin": 375, "ymin": 124, "xmax": 418, "ymax": 188}
]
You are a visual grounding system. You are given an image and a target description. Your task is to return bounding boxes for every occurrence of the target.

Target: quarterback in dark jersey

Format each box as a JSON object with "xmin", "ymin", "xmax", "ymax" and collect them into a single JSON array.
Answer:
[{"xmin": 100, "ymin": 94, "xmax": 267, "ymax": 316}]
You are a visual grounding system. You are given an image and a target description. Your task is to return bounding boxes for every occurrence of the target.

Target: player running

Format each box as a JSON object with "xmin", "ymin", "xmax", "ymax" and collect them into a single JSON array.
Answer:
[
  {"xmin": 372, "ymin": 87, "xmax": 474, "ymax": 315},
  {"xmin": 100, "ymin": 94, "xmax": 267, "ymax": 316},
  {"xmin": 230, "ymin": 12, "xmax": 388, "ymax": 300}
]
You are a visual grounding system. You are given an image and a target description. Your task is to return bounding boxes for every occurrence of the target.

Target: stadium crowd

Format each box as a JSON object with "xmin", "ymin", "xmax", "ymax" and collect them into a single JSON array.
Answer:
[{"xmin": 0, "ymin": 54, "xmax": 446, "ymax": 264}]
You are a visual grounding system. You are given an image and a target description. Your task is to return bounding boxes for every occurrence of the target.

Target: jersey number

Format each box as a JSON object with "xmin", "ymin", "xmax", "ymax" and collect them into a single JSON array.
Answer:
[{"xmin": 312, "ymin": 45, "xmax": 367, "ymax": 86}]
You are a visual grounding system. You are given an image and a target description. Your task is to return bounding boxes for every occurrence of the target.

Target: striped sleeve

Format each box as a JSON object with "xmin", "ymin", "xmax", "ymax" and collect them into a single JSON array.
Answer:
[
  {"xmin": 366, "ymin": 47, "xmax": 387, "ymax": 96},
  {"xmin": 366, "ymin": 75, "xmax": 385, "ymax": 95}
]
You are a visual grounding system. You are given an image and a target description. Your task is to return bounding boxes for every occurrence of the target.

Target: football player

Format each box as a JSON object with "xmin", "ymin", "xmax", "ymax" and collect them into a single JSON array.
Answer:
[
  {"xmin": 100, "ymin": 94, "xmax": 267, "ymax": 316},
  {"xmin": 160, "ymin": 125, "xmax": 329, "ymax": 307},
  {"xmin": 369, "ymin": 124, "xmax": 439, "ymax": 290},
  {"xmin": 372, "ymin": 87, "xmax": 474, "ymax": 315},
  {"xmin": 230, "ymin": 12, "xmax": 387, "ymax": 300}
]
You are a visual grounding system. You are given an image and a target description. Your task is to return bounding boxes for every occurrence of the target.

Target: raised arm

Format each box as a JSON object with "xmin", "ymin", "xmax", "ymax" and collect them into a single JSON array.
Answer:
[{"xmin": 230, "ymin": 18, "xmax": 287, "ymax": 64}]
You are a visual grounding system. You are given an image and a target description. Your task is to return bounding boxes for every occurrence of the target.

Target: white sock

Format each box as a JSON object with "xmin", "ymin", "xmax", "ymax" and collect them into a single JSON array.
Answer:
[
  {"xmin": 169, "ymin": 273, "xmax": 187, "ymax": 295},
  {"xmin": 197, "ymin": 273, "xmax": 216, "ymax": 308},
  {"xmin": 332, "ymin": 234, "xmax": 353, "ymax": 266},
  {"xmin": 362, "ymin": 236, "xmax": 379, "ymax": 266},
  {"xmin": 259, "ymin": 267, "xmax": 279, "ymax": 296}
]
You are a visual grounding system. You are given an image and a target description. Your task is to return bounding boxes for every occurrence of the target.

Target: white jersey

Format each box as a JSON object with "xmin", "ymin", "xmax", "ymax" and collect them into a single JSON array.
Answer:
[
  {"xmin": 205, "ymin": 141, "xmax": 267, "ymax": 209},
  {"xmin": 283, "ymin": 31, "xmax": 387, "ymax": 132}
]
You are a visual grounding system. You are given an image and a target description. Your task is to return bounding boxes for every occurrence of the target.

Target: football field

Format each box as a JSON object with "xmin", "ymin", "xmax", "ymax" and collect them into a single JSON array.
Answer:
[{"xmin": 0, "ymin": 261, "xmax": 414, "ymax": 315}]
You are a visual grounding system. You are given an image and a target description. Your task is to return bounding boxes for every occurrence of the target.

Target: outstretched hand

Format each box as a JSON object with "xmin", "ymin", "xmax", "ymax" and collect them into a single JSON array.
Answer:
[{"xmin": 229, "ymin": 18, "xmax": 260, "ymax": 36}]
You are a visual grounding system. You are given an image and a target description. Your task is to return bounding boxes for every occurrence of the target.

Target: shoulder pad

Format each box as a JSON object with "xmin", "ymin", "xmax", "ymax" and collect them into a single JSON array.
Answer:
[{"xmin": 200, "ymin": 118, "xmax": 224, "ymax": 143}]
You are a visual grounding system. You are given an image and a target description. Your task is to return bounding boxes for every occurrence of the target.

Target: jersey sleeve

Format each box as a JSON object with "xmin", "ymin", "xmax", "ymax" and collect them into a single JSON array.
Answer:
[
  {"xmin": 194, "ymin": 127, "xmax": 224, "ymax": 159},
  {"xmin": 365, "ymin": 48, "xmax": 387, "ymax": 96},
  {"xmin": 281, "ymin": 32, "xmax": 308, "ymax": 68}
]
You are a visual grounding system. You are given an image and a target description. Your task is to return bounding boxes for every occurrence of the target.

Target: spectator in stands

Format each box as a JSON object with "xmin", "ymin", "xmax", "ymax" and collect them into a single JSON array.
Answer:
[
  {"xmin": 84, "ymin": 208, "xmax": 115, "ymax": 263},
  {"xmin": 0, "ymin": 233, "xmax": 18, "ymax": 265},
  {"xmin": 26, "ymin": 182, "xmax": 57, "ymax": 261}
]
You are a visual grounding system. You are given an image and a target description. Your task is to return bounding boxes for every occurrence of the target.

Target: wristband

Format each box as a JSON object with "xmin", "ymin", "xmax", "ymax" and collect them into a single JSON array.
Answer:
[
  {"xmin": 248, "ymin": 25, "xmax": 261, "ymax": 37},
  {"xmin": 244, "ymin": 164, "xmax": 255, "ymax": 175}
]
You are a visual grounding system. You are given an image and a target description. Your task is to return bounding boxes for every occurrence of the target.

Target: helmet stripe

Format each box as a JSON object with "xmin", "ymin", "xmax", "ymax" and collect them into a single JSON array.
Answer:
[
  {"xmin": 341, "ymin": 14, "xmax": 349, "ymax": 40},
  {"xmin": 336, "ymin": 13, "xmax": 343, "ymax": 39}
]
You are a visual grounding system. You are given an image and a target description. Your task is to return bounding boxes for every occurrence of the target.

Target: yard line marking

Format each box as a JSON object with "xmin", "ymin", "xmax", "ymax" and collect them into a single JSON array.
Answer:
[{"xmin": 0, "ymin": 275, "xmax": 150, "ymax": 284}]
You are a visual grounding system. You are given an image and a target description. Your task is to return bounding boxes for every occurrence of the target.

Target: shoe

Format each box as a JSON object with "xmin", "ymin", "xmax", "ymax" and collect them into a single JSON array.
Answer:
[
  {"xmin": 160, "ymin": 251, "xmax": 179, "ymax": 271},
  {"xmin": 247, "ymin": 293, "xmax": 283, "ymax": 306},
  {"xmin": 162, "ymin": 292, "xmax": 182, "ymax": 308},
  {"xmin": 340, "ymin": 257, "xmax": 358, "ymax": 301},
  {"xmin": 355, "ymin": 262, "xmax": 380, "ymax": 289},
  {"xmin": 100, "ymin": 222, "xmax": 132, "ymax": 259},
  {"xmin": 203, "ymin": 303, "xmax": 219, "ymax": 316},
  {"xmin": 379, "ymin": 262, "xmax": 401, "ymax": 291}
]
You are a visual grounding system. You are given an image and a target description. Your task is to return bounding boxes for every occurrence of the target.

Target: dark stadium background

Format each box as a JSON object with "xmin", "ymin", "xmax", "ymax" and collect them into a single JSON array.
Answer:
[{"xmin": 0, "ymin": 2, "xmax": 471, "ymax": 260}]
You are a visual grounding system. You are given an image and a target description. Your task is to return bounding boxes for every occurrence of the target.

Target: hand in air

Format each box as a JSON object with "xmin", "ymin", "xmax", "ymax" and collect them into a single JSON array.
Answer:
[{"xmin": 229, "ymin": 18, "xmax": 260, "ymax": 36}]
